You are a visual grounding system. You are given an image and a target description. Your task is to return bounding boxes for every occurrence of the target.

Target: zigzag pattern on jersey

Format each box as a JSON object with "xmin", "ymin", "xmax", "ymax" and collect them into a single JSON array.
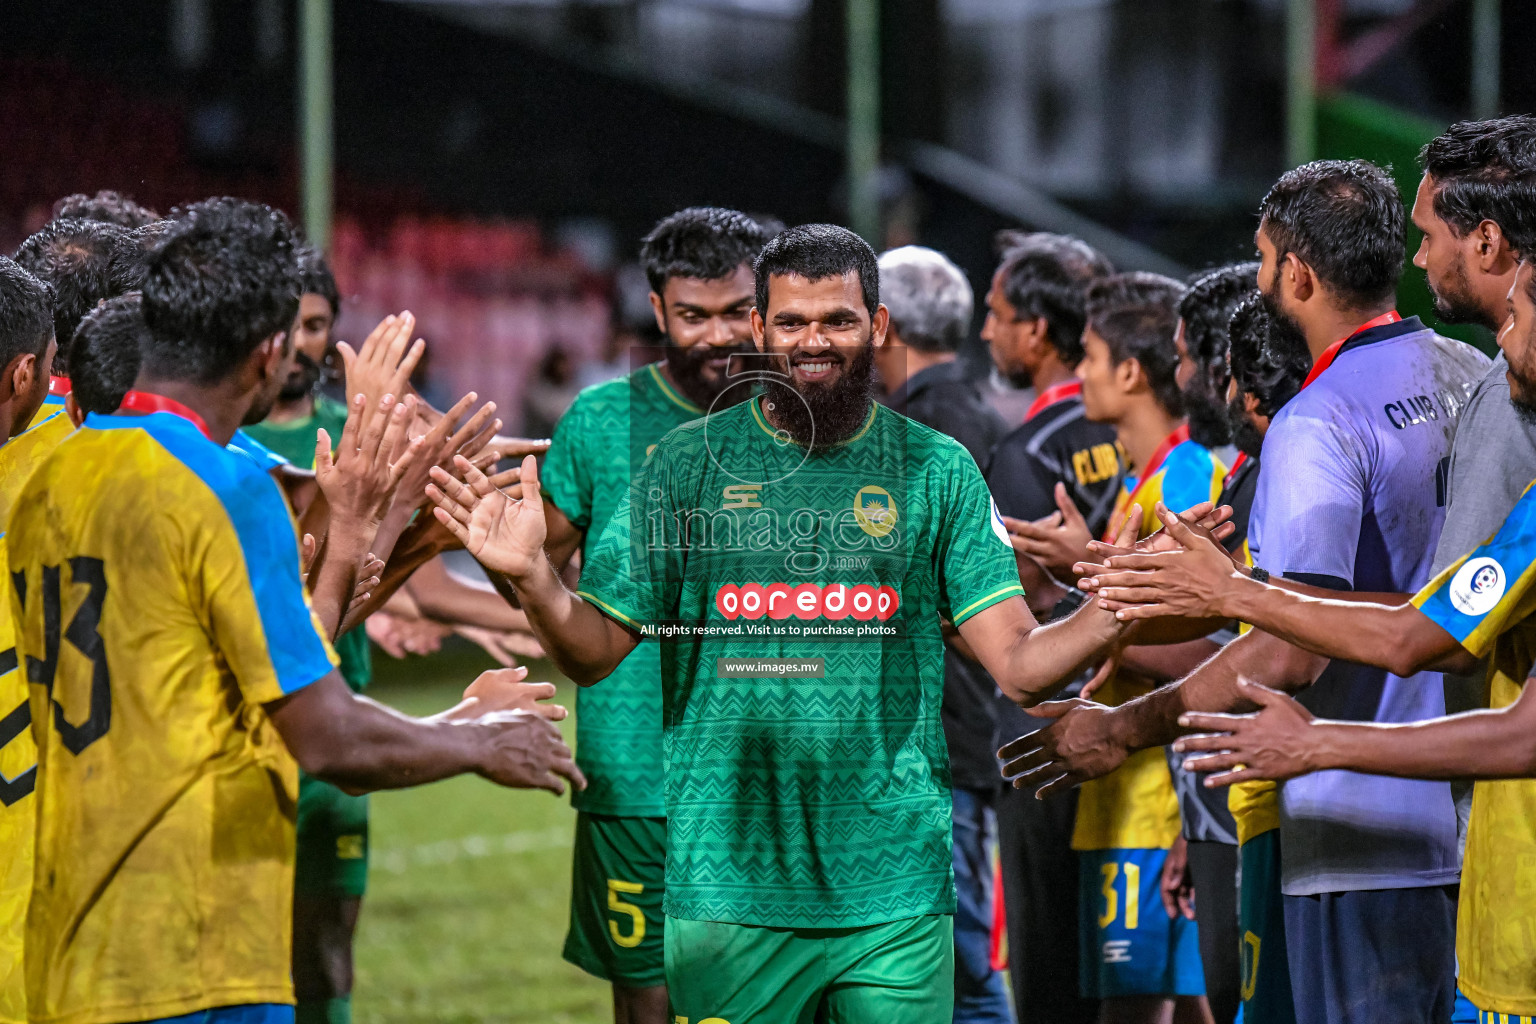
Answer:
[
  {"xmin": 578, "ymin": 398, "xmax": 1022, "ymax": 926},
  {"xmin": 666, "ymin": 803, "xmax": 955, "ymax": 927},
  {"xmin": 546, "ymin": 367, "xmax": 705, "ymax": 817}
]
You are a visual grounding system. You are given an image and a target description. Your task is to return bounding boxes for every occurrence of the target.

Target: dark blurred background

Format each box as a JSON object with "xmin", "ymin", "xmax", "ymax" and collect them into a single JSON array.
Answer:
[{"xmin": 1, "ymin": 0, "xmax": 1528, "ymax": 425}]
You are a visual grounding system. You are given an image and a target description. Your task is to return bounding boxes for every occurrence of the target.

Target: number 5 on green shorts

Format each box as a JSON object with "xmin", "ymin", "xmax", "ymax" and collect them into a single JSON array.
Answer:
[{"xmin": 562, "ymin": 812, "xmax": 667, "ymax": 988}]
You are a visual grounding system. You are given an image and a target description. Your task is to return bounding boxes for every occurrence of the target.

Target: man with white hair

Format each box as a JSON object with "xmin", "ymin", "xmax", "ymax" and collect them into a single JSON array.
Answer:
[{"xmin": 873, "ymin": 244, "xmax": 1011, "ymax": 1023}]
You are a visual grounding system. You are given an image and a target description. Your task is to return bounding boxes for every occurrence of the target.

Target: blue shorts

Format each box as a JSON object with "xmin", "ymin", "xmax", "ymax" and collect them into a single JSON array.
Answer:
[
  {"xmin": 151, "ymin": 1006, "xmax": 293, "ymax": 1024},
  {"xmin": 1238, "ymin": 831, "xmax": 1295, "ymax": 1024},
  {"xmin": 1283, "ymin": 885, "xmax": 1456, "ymax": 1024},
  {"xmin": 1078, "ymin": 848, "xmax": 1204, "ymax": 999}
]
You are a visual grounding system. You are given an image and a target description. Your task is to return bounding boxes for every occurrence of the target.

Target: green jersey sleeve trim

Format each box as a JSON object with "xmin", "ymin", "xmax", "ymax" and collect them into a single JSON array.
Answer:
[
  {"xmin": 951, "ymin": 583, "xmax": 1026, "ymax": 626},
  {"xmin": 576, "ymin": 589, "xmax": 645, "ymax": 631},
  {"xmin": 648, "ymin": 363, "xmax": 704, "ymax": 415}
]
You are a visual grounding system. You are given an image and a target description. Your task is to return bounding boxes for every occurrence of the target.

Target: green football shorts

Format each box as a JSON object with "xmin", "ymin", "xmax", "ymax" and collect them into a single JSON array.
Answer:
[
  {"xmin": 294, "ymin": 772, "xmax": 370, "ymax": 898},
  {"xmin": 665, "ymin": 913, "xmax": 954, "ymax": 1023},
  {"xmin": 563, "ymin": 812, "xmax": 668, "ymax": 988}
]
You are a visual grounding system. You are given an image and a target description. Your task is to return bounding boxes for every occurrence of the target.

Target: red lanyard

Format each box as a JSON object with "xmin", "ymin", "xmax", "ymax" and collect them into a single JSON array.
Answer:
[
  {"xmin": 1024, "ymin": 379, "xmax": 1083, "ymax": 422},
  {"xmin": 1223, "ymin": 451, "xmax": 1249, "ymax": 489},
  {"xmin": 1300, "ymin": 311, "xmax": 1402, "ymax": 391},
  {"xmin": 48, "ymin": 375, "xmax": 71, "ymax": 396},
  {"xmin": 1105, "ymin": 424, "xmax": 1190, "ymax": 540},
  {"xmin": 118, "ymin": 391, "xmax": 215, "ymax": 441}
]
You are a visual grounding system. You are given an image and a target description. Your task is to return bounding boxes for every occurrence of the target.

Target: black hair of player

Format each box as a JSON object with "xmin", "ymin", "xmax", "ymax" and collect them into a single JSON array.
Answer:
[
  {"xmin": 140, "ymin": 197, "xmax": 303, "ymax": 384},
  {"xmin": 1420, "ymin": 117, "xmax": 1536, "ymax": 248},
  {"xmin": 754, "ymin": 223, "xmax": 879, "ymax": 321},
  {"xmin": 1227, "ymin": 293, "xmax": 1310, "ymax": 420},
  {"xmin": 13, "ymin": 218, "xmax": 139, "ymax": 375},
  {"xmin": 995, "ymin": 232, "xmax": 1114, "ymax": 366},
  {"xmin": 69, "ymin": 292, "xmax": 149, "ymax": 415},
  {"xmin": 1180, "ymin": 264, "xmax": 1260, "ymax": 373},
  {"xmin": 1258, "ymin": 159, "xmax": 1404, "ymax": 309},
  {"xmin": 1085, "ymin": 271, "xmax": 1186, "ymax": 321},
  {"xmin": 0, "ymin": 257, "xmax": 55, "ymax": 369},
  {"xmin": 1087, "ymin": 273, "xmax": 1185, "ymax": 416},
  {"xmin": 1091, "ymin": 304, "xmax": 1184, "ymax": 416},
  {"xmin": 51, "ymin": 190, "xmax": 161, "ymax": 229},
  {"xmin": 297, "ymin": 245, "xmax": 341, "ymax": 316},
  {"xmin": 640, "ymin": 208, "xmax": 776, "ymax": 296}
]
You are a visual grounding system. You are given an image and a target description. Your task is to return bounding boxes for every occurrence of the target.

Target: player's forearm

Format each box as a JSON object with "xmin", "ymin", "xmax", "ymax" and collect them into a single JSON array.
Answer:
[
  {"xmin": 1000, "ymin": 602, "xmax": 1125, "ymax": 706},
  {"xmin": 1118, "ymin": 638, "xmax": 1220, "ymax": 684},
  {"xmin": 308, "ymin": 517, "xmax": 377, "ymax": 638},
  {"xmin": 411, "ymin": 558, "xmax": 530, "ymax": 631},
  {"xmin": 340, "ymin": 515, "xmax": 452, "ymax": 632},
  {"xmin": 1224, "ymin": 581, "xmax": 1464, "ymax": 676},
  {"xmin": 1301, "ymin": 702, "xmax": 1536, "ymax": 781},
  {"xmin": 298, "ymin": 696, "xmax": 497, "ymax": 793},
  {"xmin": 504, "ymin": 558, "xmax": 633, "ymax": 685},
  {"xmin": 1106, "ymin": 630, "xmax": 1319, "ymax": 753}
]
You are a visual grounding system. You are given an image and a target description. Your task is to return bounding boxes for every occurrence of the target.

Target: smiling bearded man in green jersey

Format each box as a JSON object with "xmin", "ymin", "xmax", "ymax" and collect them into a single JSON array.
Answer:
[
  {"xmin": 536, "ymin": 207, "xmax": 774, "ymax": 1024},
  {"xmin": 428, "ymin": 223, "xmax": 1153, "ymax": 1021}
]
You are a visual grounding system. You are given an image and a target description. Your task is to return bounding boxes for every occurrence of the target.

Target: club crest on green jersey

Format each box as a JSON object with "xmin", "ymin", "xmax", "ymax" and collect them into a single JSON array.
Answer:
[{"xmin": 853, "ymin": 485, "xmax": 897, "ymax": 538}]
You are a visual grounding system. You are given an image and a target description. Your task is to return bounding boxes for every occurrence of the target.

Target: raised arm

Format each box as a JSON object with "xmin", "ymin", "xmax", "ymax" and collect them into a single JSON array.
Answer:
[{"xmin": 427, "ymin": 455, "xmax": 638, "ymax": 684}]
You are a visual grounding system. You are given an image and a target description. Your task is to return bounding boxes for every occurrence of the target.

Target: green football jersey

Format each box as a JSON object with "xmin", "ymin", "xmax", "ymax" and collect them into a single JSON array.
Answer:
[
  {"xmin": 244, "ymin": 394, "xmax": 371, "ymax": 693},
  {"xmin": 541, "ymin": 362, "xmax": 705, "ymax": 817},
  {"xmin": 578, "ymin": 396, "xmax": 1024, "ymax": 928}
]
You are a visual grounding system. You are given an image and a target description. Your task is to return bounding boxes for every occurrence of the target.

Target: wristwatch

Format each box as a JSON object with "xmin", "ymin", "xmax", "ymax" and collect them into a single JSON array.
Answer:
[{"xmin": 1250, "ymin": 566, "xmax": 1270, "ymax": 584}]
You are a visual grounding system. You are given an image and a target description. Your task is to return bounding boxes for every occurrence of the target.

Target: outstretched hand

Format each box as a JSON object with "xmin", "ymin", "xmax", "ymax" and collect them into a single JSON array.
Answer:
[
  {"xmin": 1001, "ymin": 483, "xmax": 1096, "ymax": 578},
  {"xmin": 315, "ymin": 393, "xmax": 424, "ymax": 525},
  {"xmin": 996, "ymin": 697, "xmax": 1130, "ymax": 800},
  {"xmin": 394, "ymin": 390, "xmax": 503, "ymax": 514},
  {"xmin": 1077, "ymin": 502, "xmax": 1251, "ymax": 620},
  {"xmin": 1172, "ymin": 677, "xmax": 1319, "ymax": 786},
  {"xmin": 336, "ymin": 313, "xmax": 425, "ymax": 436},
  {"xmin": 427, "ymin": 454, "xmax": 549, "ymax": 579},
  {"xmin": 1080, "ymin": 500, "xmax": 1235, "ymax": 564}
]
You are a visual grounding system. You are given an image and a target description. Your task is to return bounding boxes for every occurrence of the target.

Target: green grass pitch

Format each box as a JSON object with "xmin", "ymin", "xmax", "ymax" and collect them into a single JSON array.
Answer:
[{"xmin": 353, "ymin": 642, "xmax": 611, "ymax": 1023}]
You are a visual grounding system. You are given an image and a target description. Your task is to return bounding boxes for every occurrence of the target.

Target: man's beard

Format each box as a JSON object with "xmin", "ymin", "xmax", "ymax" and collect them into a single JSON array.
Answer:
[
  {"xmin": 1226, "ymin": 392, "xmax": 1266, "ymax": 459},
  {"xmin": 1508, "ymin": 335, "xmax": 1536, "ymax": 426},
  {"xmin": 1182, "ymin": 372, "xmax": 1232, "ymax": 448},
  {"xmin": 1260, "ymin": 274, "xmax": 1310, "ymax": 359},
  {"xmin": 1000, "ymin": 363, "xmax": 1032, "ymax": 389},
  {"xmin": 1429, "ymin": 257, "xmax": 1496, "ymax": 331},
  {"xmin": 665, "ymin": 338, "xmax": 757, "ymax": 409},
  {"xmin": 762, "ymin": 343, "xmax": 877, "ymax": 448},
  {"xmin": 278, "ymin": 349, "xmax": 322, "ymax": 402}
]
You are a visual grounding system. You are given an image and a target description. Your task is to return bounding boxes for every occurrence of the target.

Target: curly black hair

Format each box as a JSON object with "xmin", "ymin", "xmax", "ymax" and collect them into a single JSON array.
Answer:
[
  {"xmin": 13, "ymin": 218, "xmax": 140, "ymax": 374},
  {"xmin": 1258, "ymin": 159, "xmax": 1404, "ymax": 309},
  {"xmin": 141, "ymin": 197, "xmax": 303, "ymax": 384},
  {"xmin": 754, "ymin": 223, "xmax": 879, "ymax": 320},
  {"xmin": 640, "ymin": 207, "xmax": 776, "ymax": 295}
]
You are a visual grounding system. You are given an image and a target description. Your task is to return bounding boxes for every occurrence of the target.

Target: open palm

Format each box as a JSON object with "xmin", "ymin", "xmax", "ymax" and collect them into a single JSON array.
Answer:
[{"xmin": 427, "ymin": 454, "xmax": 548, "ymax": 579}]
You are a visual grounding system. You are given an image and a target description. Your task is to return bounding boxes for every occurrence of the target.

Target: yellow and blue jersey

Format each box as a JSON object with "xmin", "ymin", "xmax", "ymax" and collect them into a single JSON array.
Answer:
[
  {"xmin": 1074, "ymin": 431, "xmax": 1224, "ymax": 852},
  {"xmin": 0, "ymin": 396, "xmax": 76, "ymax": 1024},
  {"xmin": 0, "ymin": 536, "xmax": 30, "ymax": 1024},
  {"xmin": 10, "ymin": 409, "xmax": 337, "ymax": 1024},
  {"xmin": 1413, "ymin": 480, "xmax": 1536, "ymax": 1017}
]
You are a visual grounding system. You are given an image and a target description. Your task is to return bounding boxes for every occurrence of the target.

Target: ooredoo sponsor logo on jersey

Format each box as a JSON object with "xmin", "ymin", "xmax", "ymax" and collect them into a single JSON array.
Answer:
[{"xmin": 714, "ymin": 582, "xmax": 901, "ymax": 621}]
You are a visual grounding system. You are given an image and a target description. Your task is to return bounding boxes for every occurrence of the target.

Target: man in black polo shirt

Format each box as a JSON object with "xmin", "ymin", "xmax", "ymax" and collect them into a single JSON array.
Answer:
[
  {"xmin": 872, "ymin": 244, "xmax": 1010, "ymax": 1023},
  {"xmin": 978, "ymin": 232, "xmax": 1114, "ymax": 1024}
]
